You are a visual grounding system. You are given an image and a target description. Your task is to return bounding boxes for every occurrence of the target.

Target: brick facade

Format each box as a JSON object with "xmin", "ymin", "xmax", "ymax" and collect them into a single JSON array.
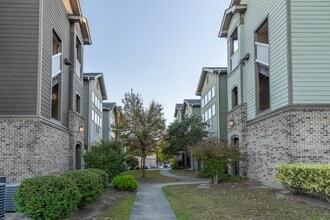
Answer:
[
  {"xmin": 0, "ymin": 115, "xmax": 84, "ymax": 182},
  {"xmin": 228, "ymin": 105, "xmax": 330, "ymax": 188}
]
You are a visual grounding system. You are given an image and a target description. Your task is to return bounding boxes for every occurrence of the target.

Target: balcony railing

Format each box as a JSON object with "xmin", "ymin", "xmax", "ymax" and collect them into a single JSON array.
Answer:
[
  {"xmin": 75, "ymin": 59, "xmax": 81, "ymax": 77},
  {"xmin": 52, "ymin": 53, "xmax": 61, "ymax": 76},
  {"xmin": 255, "ymin": 42, "xmax": 269, "ymax": 66},
  {"xmin": 231, "ymin": 49, "xmax": 239, "ymax": 71}
]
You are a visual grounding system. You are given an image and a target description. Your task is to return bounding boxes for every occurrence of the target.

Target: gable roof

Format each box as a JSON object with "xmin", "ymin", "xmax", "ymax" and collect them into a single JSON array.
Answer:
[
  {"xmin": 83, "ymin": 72, "xmax": 108, "ymax": 100},
  {"xmin": 103, "ymin": 102, "xmax": 116, "ymax": 111},
  {"xmin": 182, "ymin": 99, "xmax": 201, "ymax": 116},
  {"xmin": 184, "ymin": 99, "xmax": 200, "ymax": 107},
  {"xmin": 195, "ymin": 67, "xmax": 227, "ymax": 96},
  {"xmin": 218, "ymin": 0, "xmax": 247, "ymax": 38},
  {"xmin": 174, "ymin": 103, "xmax": 183, "ymax": 117},
  {"xmin": 63, "ymin": 0, "xmax": 92, "ymax": 45}
]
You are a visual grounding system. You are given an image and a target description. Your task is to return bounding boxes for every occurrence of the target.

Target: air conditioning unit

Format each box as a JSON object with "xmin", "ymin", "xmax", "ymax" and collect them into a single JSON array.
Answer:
[
  {"xmin": 5, "ymin": 183, "xmax": 19, "ymax": 212},
  {"xmin": 0, "ymin": 182, "xmax": 5, "ymax": 219}
]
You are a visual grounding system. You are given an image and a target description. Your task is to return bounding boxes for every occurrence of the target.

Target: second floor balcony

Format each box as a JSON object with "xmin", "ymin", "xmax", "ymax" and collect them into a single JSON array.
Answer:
[
  {"xmin": 75, "ymin": 59, "xmax": 81, "ymax": 77},
  {"xmin": 231, "ymin": 49, "xmax": 239, "ymax": 71},
  {"xmin": 255, "ymin": 42, "xmax": 269, "ymax": 66},
  {"xmin": 52, "ymin": 53, "xmax": 62, "ymax": 76}
]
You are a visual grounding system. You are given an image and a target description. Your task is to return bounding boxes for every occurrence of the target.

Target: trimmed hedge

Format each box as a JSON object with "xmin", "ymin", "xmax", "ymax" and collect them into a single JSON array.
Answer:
[
  {"xmin": 14, "ymin": 176, "xmax": 81, "ymax": 220},
  {"xmin": 276, "ymin": 163, "xmax": 330, "ymax": 200},
  {"xmin": 113, "ymin": 175, "xmax": 138, "ymax": 191},
  {"xmin": 61, "ymin": 169, "xmax": 103, "ymax": 207},
  {"xmin": 86, "ymin": 168, "xmax": 109, "ymax": 190}
]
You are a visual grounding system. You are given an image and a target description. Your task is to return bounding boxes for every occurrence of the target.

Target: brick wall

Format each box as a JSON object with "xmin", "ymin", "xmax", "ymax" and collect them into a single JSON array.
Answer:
[
  {"xmin": 0, "ymin": 118, "xmax": 74, "ymax": 182},
  {"xmin": 228, "ymin": 106, "xmax": 330, "ymax": 188}
]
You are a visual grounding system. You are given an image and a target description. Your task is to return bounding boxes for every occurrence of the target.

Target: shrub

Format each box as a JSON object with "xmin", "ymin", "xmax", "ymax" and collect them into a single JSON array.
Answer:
[
  {"xmin": 193, "ymin": 139, "xmax": 241, "ymax": 184},
  {"xmin": 86, "ymin": 168, "xmax": 109, "ymax": 190},
  {"xmin": 14, "ymin": 176, "xmax": 80, "ymax": 220},
  {"xmin": 276, "ymin": 163, "xmax": 330, "ymax": 200},
  {"xmin": 171, "ymin": 160, "xmax": 185, "ymax": 170},
  {"xmin": 113, "ymin": 175, "xmax": 138, "ymax": 191},
  {"xmin": 61, "ymin": 169, "xmax": 103, "ymax": 207},
  {"xmin": 83, "ymin": 141, "xmax": 127, "ymax": 181},
  {"xmin": 135, "ymin": 166, "xmax": 140, "ymax": 170},
  {"xmin": 126, "ymin": 156, "xmax": 139, "ymax": 170}
]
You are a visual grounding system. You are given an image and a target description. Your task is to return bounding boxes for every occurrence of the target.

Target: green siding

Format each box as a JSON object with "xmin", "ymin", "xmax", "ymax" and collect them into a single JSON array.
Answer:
[
  {"xmin": 227, "ymin": 67, "xmax": 241, "ymax": 111},
  {"xmin": 227, "ymin": 0, "xmax": 289, "ymax": 120},
  {"xmin": 219, "ymin": 74, "xmax": 228, "ymax": 140},
  {"xmin": 291, "ymin": 0, "xmax": 330, "ymax": 103}
]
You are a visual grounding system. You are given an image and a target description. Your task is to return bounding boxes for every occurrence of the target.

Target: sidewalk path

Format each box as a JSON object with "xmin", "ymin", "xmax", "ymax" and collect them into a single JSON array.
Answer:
[{"xmin": 129, "ymin": 169, "xmax": 210, "ymax": 220}]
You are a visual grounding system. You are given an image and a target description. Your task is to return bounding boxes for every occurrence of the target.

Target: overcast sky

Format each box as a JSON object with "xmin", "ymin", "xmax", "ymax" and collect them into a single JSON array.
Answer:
[{"xmin": 80, "ymin": 0, "xmax": 230, "ymax": 125}]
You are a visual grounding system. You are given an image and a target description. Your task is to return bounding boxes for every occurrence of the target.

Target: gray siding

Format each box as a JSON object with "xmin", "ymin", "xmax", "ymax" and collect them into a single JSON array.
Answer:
[
  {"xmin": 41, "ymin": 0, "xmax": 71, "ymax": 126},
  {"xmin": 83, "ymin": 81, "xmax": 90, "ymax": 146},
  {"xmin": 102, "ymin": 110, "xmax": 110, "ymax": 141},
  {"xmin": 0, "ymin": 0, "xmax": 39, "ymax": 115},
  {"xmin": 291, "ymin": 0, "xmax": 330, "ymax": 103}
]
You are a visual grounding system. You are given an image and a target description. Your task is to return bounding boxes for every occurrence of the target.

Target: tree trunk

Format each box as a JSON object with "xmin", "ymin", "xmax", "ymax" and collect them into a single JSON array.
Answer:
[
  {"xmin": 142, "ymin": 147, "xmax": 146, "ymax": 178},
  {"xmin": 214, "ymin": 173, "xmax": 219, "ymax": 184}
]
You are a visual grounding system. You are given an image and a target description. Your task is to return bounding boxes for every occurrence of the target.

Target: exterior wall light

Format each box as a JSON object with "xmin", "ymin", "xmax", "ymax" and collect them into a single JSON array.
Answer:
[
  {"xmin": 79, "ymin": 125, "xmax": 84, "ymax": 133},
  {"xmin": 228, "ymin": 119, "xmax": 234, "ymax": 127}
]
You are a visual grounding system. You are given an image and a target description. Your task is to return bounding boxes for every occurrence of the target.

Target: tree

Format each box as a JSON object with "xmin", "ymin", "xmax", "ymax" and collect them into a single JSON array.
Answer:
[
  {"xmin": 165, "ymin": 115, "xmax": 207, "ymax": 167},
  {"xmin": 83, "ymin": 141, "xmax": 127, "ymax": 181},
  {"xmin": 120, "ymin": 90, "xmax": 166, "ymax": 178},
  {"xmin": 193, "ymin": 139, "xmax": 241, "ymax": 184}
]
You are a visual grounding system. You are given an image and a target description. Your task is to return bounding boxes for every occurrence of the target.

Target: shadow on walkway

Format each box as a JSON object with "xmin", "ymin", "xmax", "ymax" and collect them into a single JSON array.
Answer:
[{"xmin": 129, "ymin": 169, "xmax": 210, "ymax": 220}]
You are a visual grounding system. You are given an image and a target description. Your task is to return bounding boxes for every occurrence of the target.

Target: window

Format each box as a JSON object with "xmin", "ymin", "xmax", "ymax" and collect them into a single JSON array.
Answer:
[
  {"xmin": 232, "ymin": 87, "xmax": 238, "ymax": 109},
  {"xmin": 255, "ymin": 19, "xmax": 270, "ymax": 112},
  {"xmin": 76, "ymin": 94, "xmax": 81, "ymax": 114},
  {"xmin": 230, "ymin": 29, "xmax": 239, "ymax": 71},
  {"xmin": 51, "ymin": 83, "xmax": 59, "ymax": 119},
  {"xmin": 52, "ymin": 31, "xmax": 61, "ymax": 55},
  {"xmin": 212, "ymin": 104, "xmax": 216, "ymax": 116},
  {"xmin": 75, "ymin": 37, "xmax": 82, "ymax": 77},
  {"xmin": 212, "ymin": 86, "xmax": 215, "ymax": 98}
]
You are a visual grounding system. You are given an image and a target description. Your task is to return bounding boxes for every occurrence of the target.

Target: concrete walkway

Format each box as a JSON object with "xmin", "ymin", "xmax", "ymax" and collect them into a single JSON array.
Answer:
[{"xmin": 129, "ymin": 169, "xmax": 210, "ymax": 220}]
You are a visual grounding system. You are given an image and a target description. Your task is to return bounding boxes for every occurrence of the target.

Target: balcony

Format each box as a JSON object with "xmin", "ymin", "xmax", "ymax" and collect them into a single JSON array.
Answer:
[
  {"xmin": 255, "ymin": 42, "xmax": 269, "ymax": 66},
  {"xmin": 231, "ymin": 49, "xmax": 239, "ymax": 71},
  {"xmin": 51, "ymin": 53, "xmax": 61, "ymax": 76},
  {"xmin": 75, "ymin": 59, "xmax": 81, "ymax": 77}
]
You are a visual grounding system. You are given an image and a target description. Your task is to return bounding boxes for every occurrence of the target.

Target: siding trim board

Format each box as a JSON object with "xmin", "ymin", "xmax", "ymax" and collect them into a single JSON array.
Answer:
[
  {"xmin": 286, "ymin": 0, "xmax": 293, "ymax": 105},
  {"xmin": 37, "ymin": 0, "xmax": 43, "ymax": 117}
]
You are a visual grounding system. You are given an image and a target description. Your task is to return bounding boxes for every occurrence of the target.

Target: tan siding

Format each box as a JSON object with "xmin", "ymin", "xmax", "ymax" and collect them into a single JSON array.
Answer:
[{"xmin": 0, "ymin": 0, "xmax": 39, "ymax": 115}]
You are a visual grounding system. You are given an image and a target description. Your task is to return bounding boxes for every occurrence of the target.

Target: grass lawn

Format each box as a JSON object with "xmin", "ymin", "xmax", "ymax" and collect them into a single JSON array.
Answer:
[
  {"xmin": 164, "ymin": 183, "xmax": 330, "ymax": 220},
  {"xmin": 123, "ymin": 169, "xmax": 179, "ymax": 183},
  {"xmin": 97, "ymin": 194, "xmax": 136, "ymax": 220}
]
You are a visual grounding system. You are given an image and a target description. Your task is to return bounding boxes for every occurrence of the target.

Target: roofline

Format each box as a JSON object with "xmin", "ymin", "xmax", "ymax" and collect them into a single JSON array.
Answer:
[
  {"xmin": 195, "ymin": 67, "xmax": 227, "ymax": 96},
  {"xmin": 83, "ymin": 73, "xmax": 108, "ymax": 100},
  {"xmin": 218, "ymin": 2, "xmax": 247, "ymax": 38},
  {"xmin": 65, "ymin": 0, "xmax": 92, "ymax": 45},
  {"xmin": 103, "ymin": 102, "xmax": 116, "ymax": 111}
]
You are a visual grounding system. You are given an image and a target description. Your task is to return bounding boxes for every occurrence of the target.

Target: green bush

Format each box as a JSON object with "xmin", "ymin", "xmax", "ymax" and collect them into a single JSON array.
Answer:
[
  {"xmin": 86, "ymin": 168, "xmax": 109, "ymax": 190},
  {"xmin": 14, "ymin": 176, "xmax": 80, "ymax": 220},
  {"xmin": 135, "ymin": 166, "xmax": 140, "ymax": 170},
  {"xmin": 113, "ymin": 175, "xmax": 138, "ymax": 191},
  {"xmin": 126, "ymin": 156, "xmax": 139, "ymax": 170},
  {"xmin": 83, "ymin": 141, "xmax": 127, "ymax": 181},
  {"xmin": 171, "ymin": 160, "xmax": 185, "ymax": 170},
  {"xmin": 61, "ymin": 169, "xmax": 103, "ymax": 207},
  {"xmin": 276, "ymin": 163, "xmax": 330, "ymax": 200}
]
